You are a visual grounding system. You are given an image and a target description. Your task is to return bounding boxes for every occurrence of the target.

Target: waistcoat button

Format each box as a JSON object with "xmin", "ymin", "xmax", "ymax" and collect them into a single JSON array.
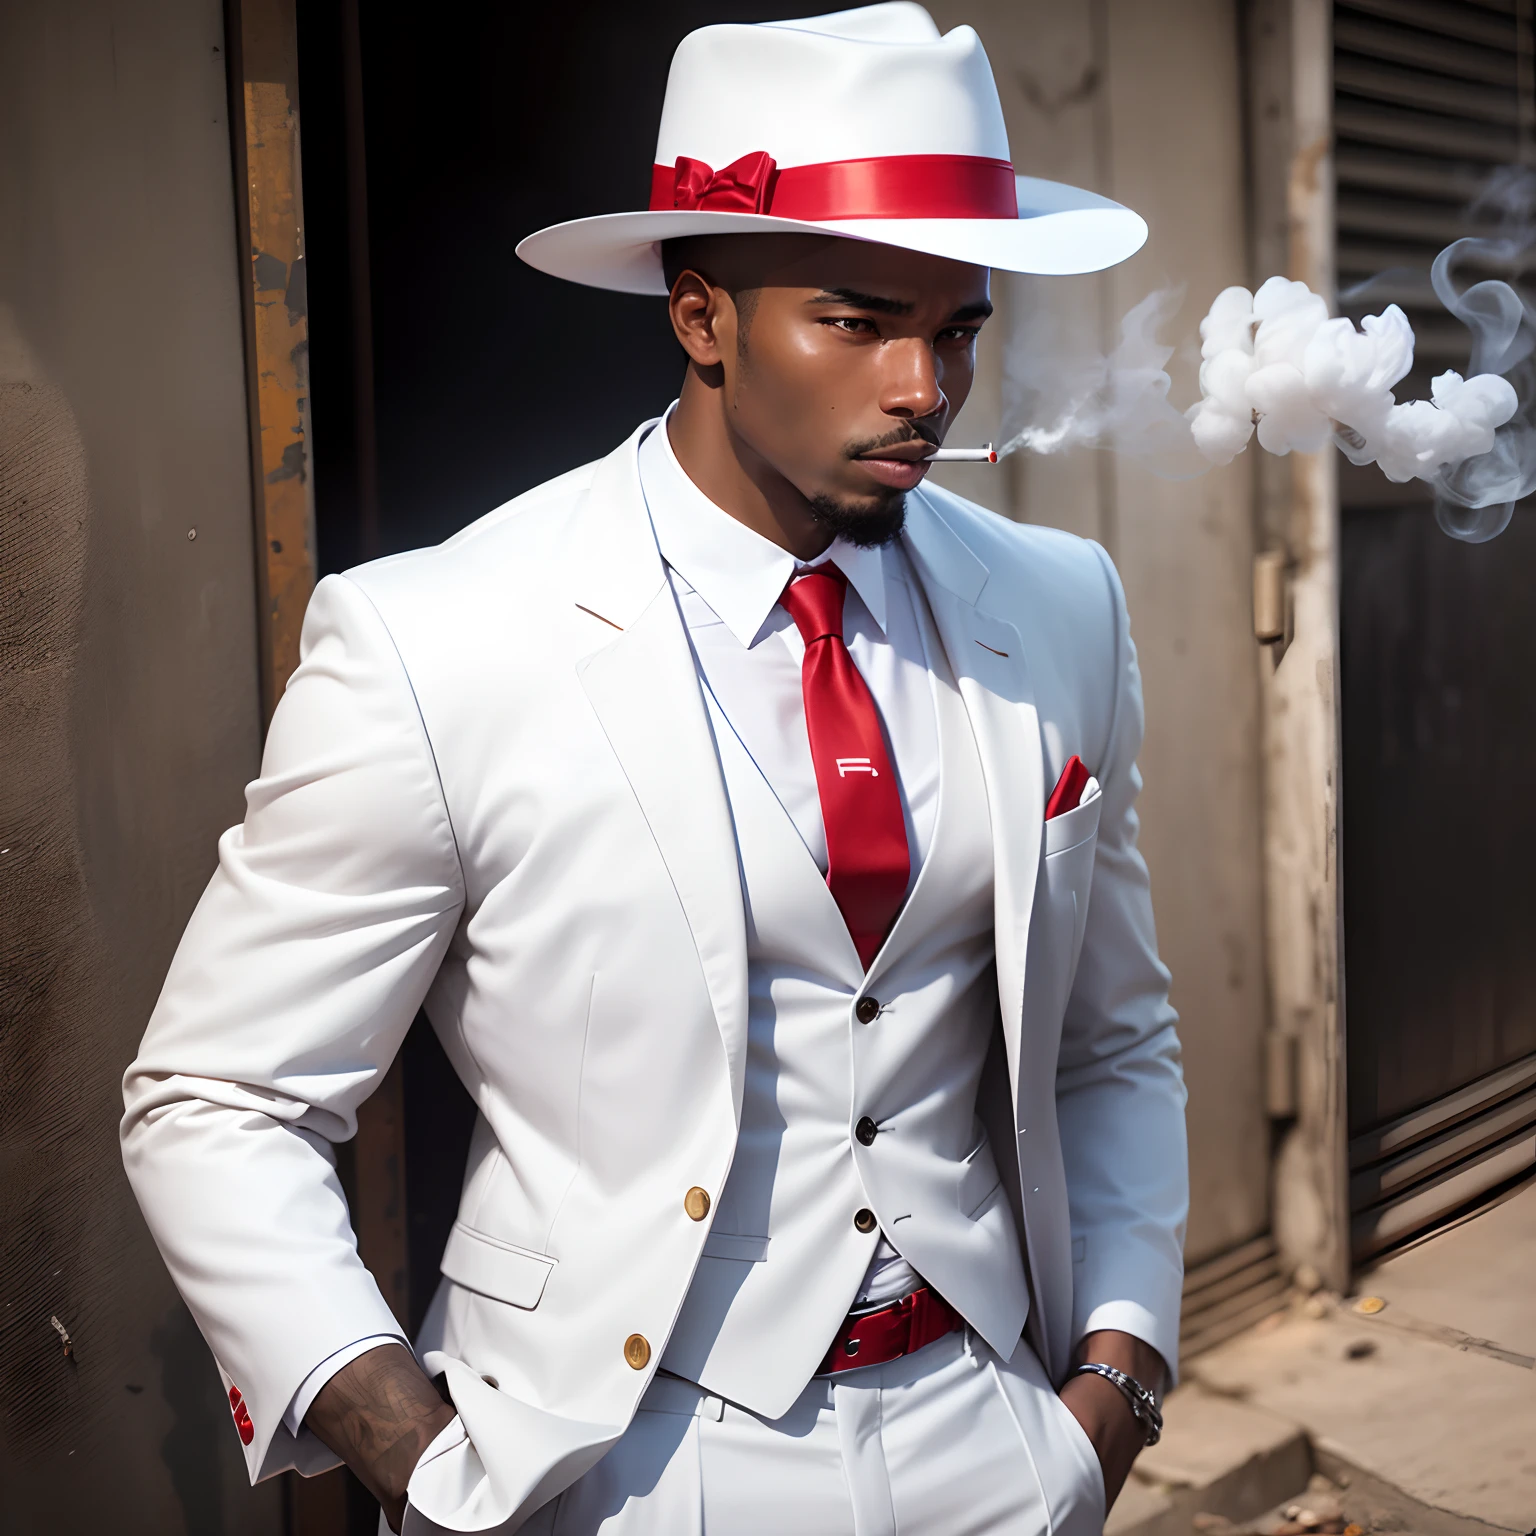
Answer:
[
  {"xmin": 855, "ymin": 1117, "xmax": 878, "ymax": 1145},
  {"xmin": 624, "ymin": 1334, "xmax": 651, "ymax": 1370},
  {"xmin": 853, "ymin": 1207, "xmax": 878, "ymax": 1233},
  {"xmin": 855, "ymin": 996, "xmax": 880, "ymax": 1024},
  {"xmin": 684, "ymin": 1187, "xmax": 711, "ymax": 1221}
]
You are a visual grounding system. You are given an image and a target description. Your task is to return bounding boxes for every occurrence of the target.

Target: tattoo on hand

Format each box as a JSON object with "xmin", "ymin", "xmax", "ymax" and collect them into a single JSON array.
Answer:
[{"xmin": 304, "ymin": 1343, "xmax": 456, "ymax": 1532}]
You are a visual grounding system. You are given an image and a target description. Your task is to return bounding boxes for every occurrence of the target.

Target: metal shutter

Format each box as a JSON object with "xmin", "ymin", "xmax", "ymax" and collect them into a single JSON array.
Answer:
[
  {"xmin": 1337, "ymin": 0, "xmax": 1533, "ymax": 379},
  {"xmin": 1335, "ymin": 0, "xmax": 1536, "ymax": 1263}
]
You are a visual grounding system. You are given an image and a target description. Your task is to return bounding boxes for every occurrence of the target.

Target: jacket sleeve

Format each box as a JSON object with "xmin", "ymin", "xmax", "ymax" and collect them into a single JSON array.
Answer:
[
  {"xmin": 1055, "ymin": 543, "xmax": 1189, "ymax": 1379},
  {"xmin": 120, "ymin": 573, "xmax": 466, "ymax": 1481}
]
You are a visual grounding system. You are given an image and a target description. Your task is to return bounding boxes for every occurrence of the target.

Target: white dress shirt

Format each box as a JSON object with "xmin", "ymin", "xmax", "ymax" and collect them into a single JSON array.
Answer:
[
  {"xmin": 637, "ymin": 413, "xmax": 944, "ymax": 1308},
  {"xmin": 638, "ymin": 413, "xmax": 940, "ymax": 885}
]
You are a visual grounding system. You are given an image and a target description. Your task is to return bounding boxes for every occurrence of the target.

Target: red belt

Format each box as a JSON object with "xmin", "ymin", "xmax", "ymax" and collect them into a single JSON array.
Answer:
[{"xmin": 816, "ymin": 1286, "xmax": 963, "ymax": 1376}]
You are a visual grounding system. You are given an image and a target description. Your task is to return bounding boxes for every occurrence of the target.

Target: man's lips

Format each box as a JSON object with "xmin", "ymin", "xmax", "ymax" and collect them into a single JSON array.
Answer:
[
  {"xmin": 861, "ymin": 440, "xmax": 935, "ymax": 462},
  {"xmin": 856, "ymin": 458, "xmax": 930, "ymax": 490},
  {"xmin": 855, "ymin": 441, "xmax": 936, "ymax": 490}
]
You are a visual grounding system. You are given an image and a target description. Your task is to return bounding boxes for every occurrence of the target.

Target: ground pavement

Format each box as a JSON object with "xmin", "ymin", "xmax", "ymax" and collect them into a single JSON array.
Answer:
[{"xmin": 1108, "ymin": 1179, "xmax": 1536, "ymax": 1536}]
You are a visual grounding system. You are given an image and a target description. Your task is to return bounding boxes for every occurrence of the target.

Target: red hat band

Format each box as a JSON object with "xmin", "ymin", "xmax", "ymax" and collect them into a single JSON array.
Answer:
[{"xmin": 649, "ymin": 152, "xmax": 1019, "ymax": 222}]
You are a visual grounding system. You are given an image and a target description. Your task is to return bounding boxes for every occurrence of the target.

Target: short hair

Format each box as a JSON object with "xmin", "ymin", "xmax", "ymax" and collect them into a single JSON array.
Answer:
[
  {"xmin": 660, "ymin": 236, "xmax": 722, "ymax": 293},
  {"xmin": 660, "ymin": 237, "xmax": 761, "ymax": 341}
]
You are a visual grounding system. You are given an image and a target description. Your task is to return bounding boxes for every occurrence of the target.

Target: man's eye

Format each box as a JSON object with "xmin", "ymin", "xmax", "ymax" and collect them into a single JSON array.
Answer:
[
  {"xmin": 829, "ymin": 317, "xmax": 878, "ymax": 335},
  {"xmin": 937, "ymin": 327, "xmax": 979, "ymax": 344}
]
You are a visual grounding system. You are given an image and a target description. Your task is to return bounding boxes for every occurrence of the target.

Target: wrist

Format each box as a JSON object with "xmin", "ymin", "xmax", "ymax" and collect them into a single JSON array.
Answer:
[
  {"xmin": 1070, "ymin": 1361, "xmax": 1162, "ymax": 1446},
  {"xmin": 371, "ymin": 1399, "xmax": 457, "ymax": 1507},
  {"xmin": 304, "ymin": 1343, "xmax": 456, "ymax": 1522},
  {"xmin": 1072, "ymin": 1330, "xmax": 1166, "ymax": 1401}
]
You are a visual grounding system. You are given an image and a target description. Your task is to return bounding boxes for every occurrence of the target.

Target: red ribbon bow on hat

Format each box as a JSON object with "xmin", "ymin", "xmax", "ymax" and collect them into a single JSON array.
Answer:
[{"xmin": 669, "ymin": 151, "xmax": 778, "ymax": 214}]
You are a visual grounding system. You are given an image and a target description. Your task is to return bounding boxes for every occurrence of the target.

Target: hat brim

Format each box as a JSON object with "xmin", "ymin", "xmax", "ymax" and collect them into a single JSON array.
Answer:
[{"xmin": 515, "ymin": 176, "xmax": 1147, "ymax": 295}]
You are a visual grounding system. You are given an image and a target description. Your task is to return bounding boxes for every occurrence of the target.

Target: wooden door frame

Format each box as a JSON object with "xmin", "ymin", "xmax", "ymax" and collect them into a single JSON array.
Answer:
[
  {"xmin": 226, "ymin": 0, "xmax": 314, "ymax": 724},
  {"xmin": 224, "ymin": 0, "xmax": 405, "ymax": 1525},
  {"xmin": 1244, "ymin": 0, "xmax": 1352, "ymax": 1295}
]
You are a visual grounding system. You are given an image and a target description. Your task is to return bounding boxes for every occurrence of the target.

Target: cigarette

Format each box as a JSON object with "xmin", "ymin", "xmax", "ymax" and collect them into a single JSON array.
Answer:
[{"xmin": 928, "ymin": 443, "xmax": 998, "ymax": 463}]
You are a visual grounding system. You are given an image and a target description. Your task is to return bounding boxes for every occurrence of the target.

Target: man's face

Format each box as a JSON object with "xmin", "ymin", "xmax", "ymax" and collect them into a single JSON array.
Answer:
[{"xmin": 669, "ymin": 235, "xmax": 993, "ymax": 545}]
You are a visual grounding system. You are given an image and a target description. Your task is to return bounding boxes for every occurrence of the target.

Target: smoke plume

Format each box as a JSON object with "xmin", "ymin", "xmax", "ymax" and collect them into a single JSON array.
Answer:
[
  {"xmin": 1000, "ymin": 169, "xmax": 1536, "ymax": 542},
  {"xmin": 1000, "ymin": 286, "xmax": 1207, "ymax": 480}
]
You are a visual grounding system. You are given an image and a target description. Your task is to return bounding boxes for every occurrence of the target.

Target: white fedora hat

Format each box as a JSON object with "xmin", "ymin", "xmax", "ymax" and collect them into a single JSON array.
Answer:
[{"xmin": 515, "ymin": 2, "xmax": 1147, "ymax": 295}]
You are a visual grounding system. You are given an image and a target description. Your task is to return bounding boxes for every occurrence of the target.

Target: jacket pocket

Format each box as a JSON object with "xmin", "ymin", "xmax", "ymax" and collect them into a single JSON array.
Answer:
[
  {"xmin": 1043, "ymin": 783, "xmax": 1102, "ymax": 857},
  {"xmin": 1041, "ymin": 787, "xmax": 1102, "ymax": 976},
  {"xmin": 439, "ymin": 1220, "xmax": 556, "ymax": 1309}
]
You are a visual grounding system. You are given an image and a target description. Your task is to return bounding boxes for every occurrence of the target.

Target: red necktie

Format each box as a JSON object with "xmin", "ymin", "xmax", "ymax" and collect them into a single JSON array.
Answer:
[{"xmin": 780, "ymin": 565, "xmax": 911, "ymax": 969}]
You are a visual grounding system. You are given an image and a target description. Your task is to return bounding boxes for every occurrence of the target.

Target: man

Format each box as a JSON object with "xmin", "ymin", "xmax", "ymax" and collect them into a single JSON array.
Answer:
[{"xmin": 122, "ymin": 7, "xmax": 1186, "ymax": 1534}]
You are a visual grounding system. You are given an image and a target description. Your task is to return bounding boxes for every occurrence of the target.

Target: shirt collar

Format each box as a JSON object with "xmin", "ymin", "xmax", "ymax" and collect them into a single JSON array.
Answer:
[{"xmin": 638, "ymin": 407, "xmax": 891, "ymax": 648}]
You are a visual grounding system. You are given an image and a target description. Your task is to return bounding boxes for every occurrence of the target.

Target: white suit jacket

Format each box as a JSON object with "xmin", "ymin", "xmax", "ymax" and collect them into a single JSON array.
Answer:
[{"xmin": 121, "ymin": 422, "xmax": 1187, "ymax": 1529}]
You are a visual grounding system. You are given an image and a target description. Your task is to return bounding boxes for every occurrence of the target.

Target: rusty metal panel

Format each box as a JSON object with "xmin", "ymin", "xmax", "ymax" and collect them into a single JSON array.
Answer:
[
  {"xmin": 229, "ymin": 0, "xmax": 317, "ymax": 719},
  {"xmin": 244, "ymin": 77, "xmax": 316, "ymax": 714}
]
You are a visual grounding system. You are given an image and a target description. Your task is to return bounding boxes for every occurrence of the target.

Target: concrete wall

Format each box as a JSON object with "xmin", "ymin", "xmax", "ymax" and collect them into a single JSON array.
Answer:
[
  {"xmin": 928, "ymin": 0, "xmax": 1271, "ymax": 1266},
  {"xmin": 0, "ymin": 1, "xmax": 278, "ymax": 1530}
]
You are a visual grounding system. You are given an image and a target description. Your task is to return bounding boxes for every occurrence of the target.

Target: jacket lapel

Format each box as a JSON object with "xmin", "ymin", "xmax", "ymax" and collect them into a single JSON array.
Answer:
[
  {"xmin": 901, "ymin": 492, "xmax": 1045, "ymax": 1092},
  {"xmin": 562, "ymin": 448, "xmax": 1046, "ymax": 1132},
  {"xmin": 568, "ymin": 429, "xmax": 750, "ymax": 1115}
]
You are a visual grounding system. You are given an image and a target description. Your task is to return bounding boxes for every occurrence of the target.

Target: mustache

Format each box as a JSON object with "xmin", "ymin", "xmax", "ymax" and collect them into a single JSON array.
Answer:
[{"xmin": 843, "ymin": 424, "xmax": 942, "ymax": 458}]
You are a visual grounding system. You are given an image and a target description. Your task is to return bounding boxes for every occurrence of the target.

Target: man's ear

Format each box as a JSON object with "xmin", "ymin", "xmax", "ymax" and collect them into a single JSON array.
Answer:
[{"xmin": 668, "ymin": 268, "xmax": 738, "ymax": 369}]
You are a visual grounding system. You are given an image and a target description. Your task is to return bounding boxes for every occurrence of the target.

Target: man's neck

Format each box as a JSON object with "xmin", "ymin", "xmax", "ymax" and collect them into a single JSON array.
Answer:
[{"xmin": 666, "ymin": 377, "xmax": 834, "ymax": 562}]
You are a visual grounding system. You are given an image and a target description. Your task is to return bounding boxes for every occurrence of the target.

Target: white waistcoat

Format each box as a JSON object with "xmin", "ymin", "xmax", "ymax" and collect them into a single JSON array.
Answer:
[{"xmin": 660, "ymin": 577, "xmax": 1032, "ymax": 1415}]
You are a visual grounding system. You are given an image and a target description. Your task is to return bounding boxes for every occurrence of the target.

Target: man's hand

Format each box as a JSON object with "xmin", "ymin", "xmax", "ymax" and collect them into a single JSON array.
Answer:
[
  {"xmin": 304, "ymin": 1343, "xmax": 457, "ymax": 1533},
  {"xmin": 1057, "ymin": 1329, "xmax": 1166, "ymax": 1508}
]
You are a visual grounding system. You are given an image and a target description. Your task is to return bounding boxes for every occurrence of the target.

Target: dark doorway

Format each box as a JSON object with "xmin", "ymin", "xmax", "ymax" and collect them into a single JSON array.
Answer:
[
  {"xmin": 294, "ymin": 0, "xmax": 813, "ymax": 1457},
  {"xmin": 302, "ymin": 0, "xmax": 814, "ymax": 578}
]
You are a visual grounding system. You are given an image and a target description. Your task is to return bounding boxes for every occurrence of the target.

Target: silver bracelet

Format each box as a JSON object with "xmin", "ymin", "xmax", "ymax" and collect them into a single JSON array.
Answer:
[{"xmin": 1070, "ymin": 1362, "xmax": 1164, "ymax": 1446}]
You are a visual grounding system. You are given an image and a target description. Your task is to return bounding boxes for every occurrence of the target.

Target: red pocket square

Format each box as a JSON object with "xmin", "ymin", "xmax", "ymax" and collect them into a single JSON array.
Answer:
[{"xmin": 1045, "ymin": 755, "xmax": 1091, "ymax": 820}]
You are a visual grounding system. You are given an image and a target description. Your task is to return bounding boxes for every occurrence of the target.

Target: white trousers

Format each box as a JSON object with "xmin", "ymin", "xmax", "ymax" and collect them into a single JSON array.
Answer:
[{"xmin": 519, "ymin": 1331, "xmax": 1105, "ymax": 1536}]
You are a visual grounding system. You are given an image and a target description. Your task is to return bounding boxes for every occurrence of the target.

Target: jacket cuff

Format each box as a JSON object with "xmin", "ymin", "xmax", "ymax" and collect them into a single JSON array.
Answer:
[
  {"xmin": 1073, "ymin": 1298, "xmax": 1179, "ymax": 1389},
  {"xmin": 284, "ymin": 1333, "xmax": 408, "ymax": 1437},
  {"xmin": 216, "ymin": 1359, "xmax": 346, "ymax": 1482},
  {"xmin": 206, "ymin": 1275, "xmax": 407, "ymax": 1483}
]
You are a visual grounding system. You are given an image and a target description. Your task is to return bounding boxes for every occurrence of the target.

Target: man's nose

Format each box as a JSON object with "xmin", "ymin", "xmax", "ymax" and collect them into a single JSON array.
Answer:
[{"xmin": 878, "ymin": 338, "xmax": 946, "ymax": 421}]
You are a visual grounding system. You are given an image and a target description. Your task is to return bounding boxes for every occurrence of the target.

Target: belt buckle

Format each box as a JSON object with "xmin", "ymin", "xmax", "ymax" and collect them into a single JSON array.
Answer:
[{"xmin": 823, "ymin": 1286, "xmax": 925, "ymax": 1375}]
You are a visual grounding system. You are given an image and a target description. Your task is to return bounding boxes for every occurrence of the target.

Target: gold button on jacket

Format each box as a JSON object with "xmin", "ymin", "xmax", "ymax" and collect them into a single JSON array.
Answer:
[
  {"xmin": 624, "ymin": 1333, "xmax": 651, "ymax": 1370},
  {"xmin": 684, "ymin": 1187, "xmax": 711, "ymax": 1221}
]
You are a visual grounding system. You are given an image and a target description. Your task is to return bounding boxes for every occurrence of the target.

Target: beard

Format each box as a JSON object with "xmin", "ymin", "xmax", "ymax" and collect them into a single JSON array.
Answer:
[{"xmin": 805, "ymin": 490, "xmax": 907, "ymax": 548}]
